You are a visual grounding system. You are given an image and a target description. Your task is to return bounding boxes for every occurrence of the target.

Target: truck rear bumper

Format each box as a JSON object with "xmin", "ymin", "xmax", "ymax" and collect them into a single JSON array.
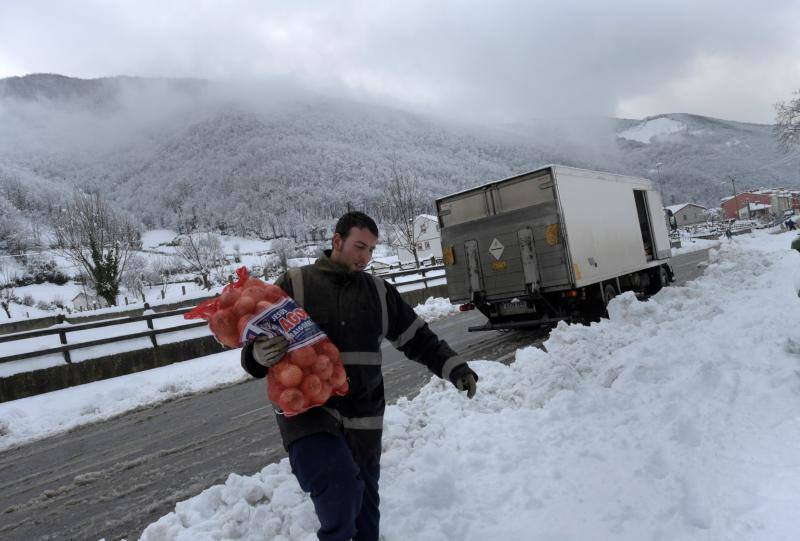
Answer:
[{"xmin": 468, "ymin": 316, "xmax": 565, "ymax": 332}]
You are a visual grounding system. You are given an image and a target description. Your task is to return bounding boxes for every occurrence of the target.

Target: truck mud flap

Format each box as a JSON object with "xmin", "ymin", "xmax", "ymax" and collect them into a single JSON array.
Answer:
[{"xmin": 468, "ymin": 317, "xmax": 565, "ymax": 332}]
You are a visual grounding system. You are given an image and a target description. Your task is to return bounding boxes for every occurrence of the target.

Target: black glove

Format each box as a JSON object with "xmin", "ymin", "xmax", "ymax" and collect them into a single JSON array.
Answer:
[{"xmin": 448, "ymin": 363, "xmax": 478, "ymax": 399}]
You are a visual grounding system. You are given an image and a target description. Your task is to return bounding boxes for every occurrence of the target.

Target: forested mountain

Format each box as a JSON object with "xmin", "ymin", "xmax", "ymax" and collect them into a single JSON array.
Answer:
[{"xmin": 1, "ymin": 74, "xmax": 797, "ymax": 246}]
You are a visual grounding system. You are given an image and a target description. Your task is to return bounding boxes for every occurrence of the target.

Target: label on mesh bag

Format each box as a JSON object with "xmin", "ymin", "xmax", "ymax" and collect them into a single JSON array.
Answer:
[{"xmin": 240, "ymin": 297, "xmax": 325, "ymax": 350}]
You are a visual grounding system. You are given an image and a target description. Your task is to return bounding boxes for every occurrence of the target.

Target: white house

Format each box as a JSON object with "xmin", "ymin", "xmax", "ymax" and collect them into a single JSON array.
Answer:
[
  {"xmin": 740, "ymin": 202, "xmax": 771, "ymax": 220},
  {"xmin": 392, "ymin": 214, "xmax": 443, "ymax": 264},
  {"xmin": 665, "ymin": 203, "xmax": 707, "ymax": 227}
]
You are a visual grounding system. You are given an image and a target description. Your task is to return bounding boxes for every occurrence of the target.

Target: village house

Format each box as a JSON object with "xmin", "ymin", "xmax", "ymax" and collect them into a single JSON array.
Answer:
[
  {"xmin": 392, "ymin": 214, "xmax": 443, "ymax": 264},
  {"xmin": 720, "ymin": 188, "xmax": 800, "ymax": 220},
  {"xmin": 665, "ymin": 203, "xmax": 707, "ymax": 227}
]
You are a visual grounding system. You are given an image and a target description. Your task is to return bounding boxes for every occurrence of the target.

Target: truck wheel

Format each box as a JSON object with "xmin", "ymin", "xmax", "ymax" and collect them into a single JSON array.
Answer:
[
  {"xmin": 603, "ymin": 284, "xmax": 617, "ymax": 305},
  {"xmin": 649, "ymin": 265, "xmax": 669, "ymax": 294},
  {"xmin": 658, "ymin": 266, "xmax": 670, "ymax": 288},
  {"xmin": 600, "ymin": 284, "xmax": 617, "ymax": 318}
]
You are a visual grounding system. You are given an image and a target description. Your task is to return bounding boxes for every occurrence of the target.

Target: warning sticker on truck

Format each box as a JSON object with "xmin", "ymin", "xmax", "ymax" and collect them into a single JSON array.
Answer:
[{"xmin": 489, "ymin": 238, "xmax": 504, "ymax": 260}]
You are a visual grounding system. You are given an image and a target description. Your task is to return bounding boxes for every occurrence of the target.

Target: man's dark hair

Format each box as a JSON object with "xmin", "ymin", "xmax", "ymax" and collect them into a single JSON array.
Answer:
[{"xmin": 334, "ymin": 211, "xmax": 379, "ymax": 240}]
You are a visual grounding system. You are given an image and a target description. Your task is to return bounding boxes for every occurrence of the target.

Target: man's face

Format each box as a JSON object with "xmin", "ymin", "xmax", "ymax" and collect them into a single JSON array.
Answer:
[{"xmin": 331, "ymin": 227, "xmax": 378, "ymax": 272}]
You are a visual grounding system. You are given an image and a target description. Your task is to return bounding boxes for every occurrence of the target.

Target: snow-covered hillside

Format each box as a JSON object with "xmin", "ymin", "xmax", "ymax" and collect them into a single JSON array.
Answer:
[
  {"xmin": 1, "ymin": 75, "xmax": 797, "ymax": 246},
  {"xmin": 139, "ymin": 230, "xmax": 800, "ymax": 541}
]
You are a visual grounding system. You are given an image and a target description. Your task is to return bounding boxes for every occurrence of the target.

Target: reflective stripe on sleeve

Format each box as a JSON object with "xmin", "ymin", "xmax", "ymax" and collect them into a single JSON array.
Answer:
[
  {"xmin": 389, "ymin": 317, "xmax": 426, "ymax": 349},
  {"xmin": 441, "ymin": 355, "xmax": 464, "ymax": 381},
  {"xmin": 322, "ymin": 407, "xmax": 342, "ymax": 423}
]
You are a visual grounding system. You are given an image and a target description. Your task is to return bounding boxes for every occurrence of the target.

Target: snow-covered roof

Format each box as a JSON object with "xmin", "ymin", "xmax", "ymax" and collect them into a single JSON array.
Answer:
[
  {"xmin": 417, "ymin": 214, "xmax": 438, "ymax": 222},
  {"xmin": 665, "ymin": 203, "xmax": 706, "ymax": 214}
]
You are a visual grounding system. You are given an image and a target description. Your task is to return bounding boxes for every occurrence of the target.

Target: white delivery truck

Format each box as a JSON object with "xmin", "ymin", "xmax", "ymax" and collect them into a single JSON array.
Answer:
[{"xmin": 436, "ymin": 165, "xmax": 673, "ymax": 331}]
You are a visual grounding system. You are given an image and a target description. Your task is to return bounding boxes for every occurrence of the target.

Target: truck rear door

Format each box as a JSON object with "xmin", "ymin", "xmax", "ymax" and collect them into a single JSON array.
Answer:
[{"xmin": 645, "ymin": 191, "xmax": 672, "ymax": 260}]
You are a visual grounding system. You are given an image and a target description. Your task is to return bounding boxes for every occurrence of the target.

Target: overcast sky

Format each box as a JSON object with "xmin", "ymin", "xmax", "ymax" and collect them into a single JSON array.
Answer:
[{"xmin": 1, "ymin": 0, "xmax": 799, "ymax": 124}]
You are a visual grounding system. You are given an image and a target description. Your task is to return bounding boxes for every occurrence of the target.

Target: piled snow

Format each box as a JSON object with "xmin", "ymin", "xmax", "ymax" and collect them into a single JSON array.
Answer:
[
  {"xmin": 142, "ymin": 231, "xmax": 800, "ymax": 541},
  {"xmin": 0, "ymin": 350, "xmax": 246, "ymax": 451},
  {"xmin": 619, "ymin": 117, "xmax": 685, "ymax": 144},
  {"xmin": 414, "ymin": 296, "xmax": 460, "ymax": 322}
]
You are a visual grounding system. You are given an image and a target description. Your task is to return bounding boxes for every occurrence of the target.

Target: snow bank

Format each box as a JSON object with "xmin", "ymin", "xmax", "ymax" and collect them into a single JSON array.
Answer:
[
  {"xmin": 141, "ymin": 231, "xmax": 800, "ymax": 541},
  {"xmin": 0, "ymin": 350, "xmax": 246, "ymax": 451},
  {"xmin": 414, "ymin": 296, "xmax": 460, "ymax": 322}
]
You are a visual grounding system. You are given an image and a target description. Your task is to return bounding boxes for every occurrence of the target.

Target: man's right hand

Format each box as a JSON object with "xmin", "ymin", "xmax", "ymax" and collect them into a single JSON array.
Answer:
[{"xmin": 252, "ymin": 335, "xmax": 289, "ymax": 367}]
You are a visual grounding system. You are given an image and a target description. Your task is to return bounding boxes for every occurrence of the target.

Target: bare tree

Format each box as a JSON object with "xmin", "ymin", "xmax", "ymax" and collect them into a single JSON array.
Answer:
[
  {"xmin": 121, "ymin": 253, "xmax": 149, "ymax": 300},
  {"xmin": 53, "ymin": 193, "xmax": 140, "ymax": 307},
  {"xmin": 272, "ymin": 238, "xmax": 297, "ymax": 273},
  {"xmin": 175, "ymin": 232, "xmax": 225, "ymax": 289},
  {"xmin": 775, "ymin": 90, "xmax": 800, "ymax": 151},
  {"xmin": 0, "ymin": 262, "xmax": 16, "ymax": 319},
  {"xmin": 381, "ymin": 161, "xmax": 428, "ymax": 268}
]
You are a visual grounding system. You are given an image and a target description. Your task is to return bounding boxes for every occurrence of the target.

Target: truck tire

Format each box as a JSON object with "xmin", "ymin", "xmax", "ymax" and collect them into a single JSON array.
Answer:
[
  {"xmin": 658, "ymin": 266, "xmax": 670, "ymax": 289},
  {"xmin": 603, "ymin": 283, "xmax": 617, "ymax": 305},
  {"xmin": 648, "ymin": 265, "xmax": 670, "ymax": 294},
  {"xmin": 601, "ymin": 283, "xmax": 617, "ymax": 319}
]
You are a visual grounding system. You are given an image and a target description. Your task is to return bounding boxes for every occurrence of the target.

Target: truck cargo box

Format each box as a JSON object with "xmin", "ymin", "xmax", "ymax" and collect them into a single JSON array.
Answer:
[{"xmin": 436, "ymin": 165, "xmax": 671, "ymax": 326}]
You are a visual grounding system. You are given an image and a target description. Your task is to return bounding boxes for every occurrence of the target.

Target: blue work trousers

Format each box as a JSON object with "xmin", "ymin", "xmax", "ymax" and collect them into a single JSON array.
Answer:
[{"xmin": 288, "ymin": 432, "xmax": 380, "ymax": 541}]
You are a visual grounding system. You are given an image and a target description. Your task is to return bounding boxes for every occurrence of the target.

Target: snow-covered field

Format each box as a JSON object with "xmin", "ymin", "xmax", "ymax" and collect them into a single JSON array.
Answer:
[
  {"xmin": 1, "ymin": 229, "xmax": 274, "ymax": 321},
  {"xmin": 0, "ymin": 296, "xmax": 460, "ymax": 451},
  {"xmin": 0, "ymin": 230, "xmax": 394, "ymax": 321},
  {"xmin": 138, "ymin": 230, "xmax": 800, "ymax": 541}
]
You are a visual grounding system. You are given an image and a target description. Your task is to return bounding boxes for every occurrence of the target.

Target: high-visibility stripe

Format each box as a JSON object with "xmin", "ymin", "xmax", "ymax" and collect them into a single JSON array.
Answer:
[
  {"xmin": 288, "ymin": 267, "xmax": 304, "ymax": 306},
  {"xmin": 322, "ymin": 407, "xmax": 342, "ymax": 423},
  {"xmin": 390, "ymin": 317, "xmax": 425, "ymax": 349},
  {"xmin": 371, "ymin": 276, "xmax": 389, "ymax": 341},
  {"xmin": 340, "ymin": 351, "xmax": 382, "ymax": 366},
  {"xmin": 441, "ymin": 356, "xmax": 464, "ymax": 380},
  {"xmin": 342, "ymin": 415, "xmax": 384, "ymax": 430}
]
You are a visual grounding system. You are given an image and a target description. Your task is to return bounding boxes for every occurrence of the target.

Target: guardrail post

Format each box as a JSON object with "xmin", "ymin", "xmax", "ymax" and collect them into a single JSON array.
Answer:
[
  {"xmin": 145, "ymin": 310, "xmax": 158, "ymax": 348},
  {"xmin": 59, "ymin": 330, "xmax": 72, "ymax": 363}
]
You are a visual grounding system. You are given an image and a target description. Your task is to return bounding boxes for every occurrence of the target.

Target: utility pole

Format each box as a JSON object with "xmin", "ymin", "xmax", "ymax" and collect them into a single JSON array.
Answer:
[
  {"xmin": 728, "ymin": 175, "xmax": 739, "ymax": 221},
  {"xmin": 655, "ymin": 162, "xmax": 664, "ymax": 195}
]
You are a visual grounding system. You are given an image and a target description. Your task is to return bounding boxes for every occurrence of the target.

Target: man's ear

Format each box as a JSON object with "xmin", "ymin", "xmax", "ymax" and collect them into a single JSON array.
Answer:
[{"xmin": 332, "ymin": 233, "xmax": 343, "ymax": 252}]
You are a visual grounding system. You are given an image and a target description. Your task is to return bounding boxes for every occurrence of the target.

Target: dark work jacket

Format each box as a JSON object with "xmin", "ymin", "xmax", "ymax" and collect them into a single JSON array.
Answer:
[{"xmin": 241, "ymin": 250, "xmax": 466, "ymax": 464}]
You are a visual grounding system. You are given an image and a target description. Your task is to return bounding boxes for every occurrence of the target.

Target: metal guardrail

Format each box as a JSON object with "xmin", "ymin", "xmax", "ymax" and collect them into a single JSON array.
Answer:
[
  {"xmin": 380, "ymin": 267, "xmax": 446, "ymax": 289},
  {"xmin": 0, "ymin": 264, "xmax": 450, "ymax": 367}
]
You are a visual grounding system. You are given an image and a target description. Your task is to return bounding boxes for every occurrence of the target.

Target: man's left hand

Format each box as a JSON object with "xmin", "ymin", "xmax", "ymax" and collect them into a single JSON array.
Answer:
[{"xmin": 449, "ymin": 363, "xmax": 478, "ymax": 399}]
